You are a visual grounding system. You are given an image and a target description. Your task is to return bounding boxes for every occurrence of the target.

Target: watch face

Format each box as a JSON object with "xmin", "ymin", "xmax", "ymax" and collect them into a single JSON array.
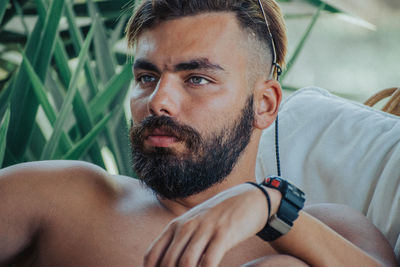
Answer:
[
  {"xmin": 264, "ymin": 176, "xmax": 306, "ymax": 209},
  {"xmin": 264, "ymin": 176, "xmax": 288, "ymax": 192},
  {"xmin": 265, "ymin": 176, "xmax": 283, "ymax": 189},
  {"xmin": 266, "ymin": 177, "xmax": 280, "ymax": 187}
]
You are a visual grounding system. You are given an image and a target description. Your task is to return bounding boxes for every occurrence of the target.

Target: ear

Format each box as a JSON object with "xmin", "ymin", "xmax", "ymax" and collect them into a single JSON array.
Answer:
[{"xmin": 253, "ymin": 79, "xmax": 282, "ymax": 130}]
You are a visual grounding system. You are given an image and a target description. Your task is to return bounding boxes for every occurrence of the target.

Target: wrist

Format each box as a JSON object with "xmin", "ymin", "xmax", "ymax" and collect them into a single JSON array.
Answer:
[
  {"xmin": 261, "ymin": 185, "xmax": 282, "ymax": 216},
  {"xmin": 245, "ymin": 182, "xmax": 270, "ymax": 228},
  {"xmin": 244, "ymin": 182, "xmax": 281, "ymax": 232}
]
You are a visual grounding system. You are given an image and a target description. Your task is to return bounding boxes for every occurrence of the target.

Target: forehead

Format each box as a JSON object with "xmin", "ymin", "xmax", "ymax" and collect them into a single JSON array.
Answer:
[{"xmin": 134, "ymin": 12, "xmax": 249, "ymax": 68}]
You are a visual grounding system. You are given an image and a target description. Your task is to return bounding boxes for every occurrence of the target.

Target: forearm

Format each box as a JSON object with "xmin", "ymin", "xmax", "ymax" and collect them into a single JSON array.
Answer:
[{"xmin": 270, "ymin": 211, "xmax": 384, "ymax": 266}]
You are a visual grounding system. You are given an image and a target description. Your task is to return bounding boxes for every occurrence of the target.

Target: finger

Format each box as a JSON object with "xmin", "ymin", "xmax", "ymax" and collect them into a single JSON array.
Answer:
[
  {"xmin": 160, "ymin": 222, "xmax": 197, "ymax": 267},
  {"xmin": 178, "ymin": 224, "xmax": 215, "ymax": 267},
  {"xmin": 199, "ymin": 230, "xmax": 229, "ymax": 267},
  {"xmin": 143, "ymin": 225, "xmax": 175, "ymax": 267}
]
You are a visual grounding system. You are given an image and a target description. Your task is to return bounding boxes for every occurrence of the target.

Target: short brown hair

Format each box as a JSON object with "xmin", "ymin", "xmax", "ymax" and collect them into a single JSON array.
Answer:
[{"xmin": 125, "ymin": 0, "xmax": 287, "ymax": 68}]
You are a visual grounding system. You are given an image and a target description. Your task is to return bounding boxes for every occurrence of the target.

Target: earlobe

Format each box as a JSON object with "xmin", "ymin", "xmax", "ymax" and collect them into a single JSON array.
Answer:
[{"xmin": 253, "ymin": 80, "xmax": 282, "ymax": 130}]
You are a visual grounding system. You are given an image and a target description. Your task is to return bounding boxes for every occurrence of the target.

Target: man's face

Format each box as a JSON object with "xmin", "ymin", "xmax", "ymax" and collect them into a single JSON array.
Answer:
[{"xmin": 130, "ymin": 13, "xmax": 255, "ymax": 199}]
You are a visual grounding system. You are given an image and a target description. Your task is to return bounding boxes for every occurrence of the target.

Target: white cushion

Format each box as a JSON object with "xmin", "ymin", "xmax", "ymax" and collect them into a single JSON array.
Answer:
[{"xmin": 256, "ymin": 87, "xmax": 400, "ymax": 260}]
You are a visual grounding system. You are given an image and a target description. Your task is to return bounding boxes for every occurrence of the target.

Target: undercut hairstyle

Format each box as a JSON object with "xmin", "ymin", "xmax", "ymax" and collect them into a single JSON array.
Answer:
[{"xmin": 125, "ymin": 0, "xmax": 288, "ymax": 68}]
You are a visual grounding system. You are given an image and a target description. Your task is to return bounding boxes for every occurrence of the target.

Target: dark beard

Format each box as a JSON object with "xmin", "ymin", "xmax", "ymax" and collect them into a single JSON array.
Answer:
[{"xmin": 130, "ymin": 96, "xmax": 254, "ymax": 200}]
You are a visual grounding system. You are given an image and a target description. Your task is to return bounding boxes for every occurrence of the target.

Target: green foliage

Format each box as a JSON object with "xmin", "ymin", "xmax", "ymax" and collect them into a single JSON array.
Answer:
[
  {"xmin": 0, "ymin": 103, "xmax": 10, "ymax": 167},
  {"xmin": 8, "ymin": 0, "xmax": 65, "ymax": 159},
  {"xmin": 281, "ymin": 2, "xmax": 325, "ymax": 82},
  {"xmin": 304, "ymin": 0, "xmax": 340, "ymax": 13},
  {"xmin": 0, "ymin": 0, "xmax": 133, "ymax": 175},
  {"xmin": 0, "ymin": 1, "xmax": 9, "ymax": 24},
  {"xmin": 276, "ymin": 0, "xmax": 339, "ymax": 13},
  {"xmin": 40, "ymin": 21, "xmax": 95, "ymax": 160}
]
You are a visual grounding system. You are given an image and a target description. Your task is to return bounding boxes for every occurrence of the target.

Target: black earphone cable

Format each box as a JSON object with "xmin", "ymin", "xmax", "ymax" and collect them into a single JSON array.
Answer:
[{"xmin": 275, "ymin": 115, "xmax": 281, "ymax": 177}]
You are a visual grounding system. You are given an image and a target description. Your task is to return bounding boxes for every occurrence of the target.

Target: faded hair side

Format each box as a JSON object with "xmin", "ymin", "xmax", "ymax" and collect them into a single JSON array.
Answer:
[{"xmin": 125, "ymin": 0, "xmax": 287, "ymax": 68}]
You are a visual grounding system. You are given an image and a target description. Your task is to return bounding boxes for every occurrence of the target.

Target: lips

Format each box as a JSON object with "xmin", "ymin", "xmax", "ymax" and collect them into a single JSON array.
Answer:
[{"xmin": 144, "ymin": 128, "xmax": 180, "ymax": 147}]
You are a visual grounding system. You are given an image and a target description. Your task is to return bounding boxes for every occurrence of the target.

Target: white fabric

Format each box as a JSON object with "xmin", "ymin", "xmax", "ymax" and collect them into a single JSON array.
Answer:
[{"xmin": 256, "ymin": 87, "xmax": 400, "ymax": 260}]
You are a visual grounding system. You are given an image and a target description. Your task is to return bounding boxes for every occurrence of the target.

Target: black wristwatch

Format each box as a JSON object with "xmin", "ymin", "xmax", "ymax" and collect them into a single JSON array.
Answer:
[{"xmin": 257, "ymin": 176, "xmax": 306, "ymax": 241}]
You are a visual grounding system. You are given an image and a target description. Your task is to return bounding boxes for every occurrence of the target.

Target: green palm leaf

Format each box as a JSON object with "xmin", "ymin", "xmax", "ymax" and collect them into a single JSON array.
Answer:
[
  {"xmin": 35, "ymin": 0, "xmax": 107, "ymax": 167},
  {"xmin": 40, "ymin": 22, "xmax": 95, "ymax": 160},
  {"xmin": 64, "ymin": 0, "xmax": 98, "ymax": 97},
  {"xmin": 89, "ymin": 62, "xmax": 133, "ymax": 120},
  {"xmin": 8, "ymin": 0, "xmax": 65, "ymax": 159},
  {"xmin": 0, "ymin": 0, "xmax": 9, "ymax": 25},
  {"xmin": 63, "ymin": 110, "xmax": 114, "ymax": 160},
  {"xmin": 0, "ymin": 104, "xmax": 10, "ymax": 168},
  {"xmin": 87, "ymin": 0, "xmax": 116, "ymax": 83},
  {"xmin": 20, "ymin": 51, "xmax": 74, "ymax": 153}
]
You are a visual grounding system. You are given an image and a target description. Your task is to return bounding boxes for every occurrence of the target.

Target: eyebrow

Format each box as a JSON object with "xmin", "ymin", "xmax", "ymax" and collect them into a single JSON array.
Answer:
[
  {"xmin": 174, "ymin": 58, "xmax": 225, "ymax": 72},
  {"xmin": 133, "ymin": 58, "xmax": 225, "ymax": 73},
  {"xmin": 133, "ymin": 60, "xmax": 160, "ymax": 73}
]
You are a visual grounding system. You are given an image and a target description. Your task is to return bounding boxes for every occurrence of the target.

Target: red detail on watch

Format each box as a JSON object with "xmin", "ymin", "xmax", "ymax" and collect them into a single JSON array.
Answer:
[
  {"xmin": 271, "ymin": 179, "xmax": 280, "ymax": 188},
  {"xmin": 266, "ymin": 177, "xmax": 271, "ymax": 183}
]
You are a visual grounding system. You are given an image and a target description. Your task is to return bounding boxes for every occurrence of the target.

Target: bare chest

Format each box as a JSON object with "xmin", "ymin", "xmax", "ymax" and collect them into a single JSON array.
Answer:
[{"xmin": 30, "ymin": 208, "xmax": 274, "ymax": 267}]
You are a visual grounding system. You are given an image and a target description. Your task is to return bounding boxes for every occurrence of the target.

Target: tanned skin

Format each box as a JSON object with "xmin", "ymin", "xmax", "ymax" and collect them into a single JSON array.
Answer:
[{"xmin": 0, "ymin": 13, "xmax": 397, "ymax": 267}]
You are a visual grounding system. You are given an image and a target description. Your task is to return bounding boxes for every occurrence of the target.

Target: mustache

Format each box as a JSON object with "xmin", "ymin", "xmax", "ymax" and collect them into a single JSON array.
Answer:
[{"xmin": 130, "ymin": 115, "xmax": 202, "ymax": 150}]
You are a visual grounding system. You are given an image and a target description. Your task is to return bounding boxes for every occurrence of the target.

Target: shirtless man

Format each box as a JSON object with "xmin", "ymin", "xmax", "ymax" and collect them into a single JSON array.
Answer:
[{"xmin": 0, "ymin": 0, "xmax": 397, "ymax": 266}]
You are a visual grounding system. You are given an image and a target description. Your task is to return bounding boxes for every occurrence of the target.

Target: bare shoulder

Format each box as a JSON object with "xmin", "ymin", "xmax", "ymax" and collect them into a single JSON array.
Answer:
[
  {"xmin": 1, "ymin": 160, "xmax": 112, "ymax": 194},
  {"xmin": 305, "ymin": 203, "xmax": 397, "ymax": 266},
  {"xmin": 0, "ymin": 160, "xmax": 108, "ymax": 179},
  {"xmin": 0, "ymin": 160, "xmax": 144, "ymax": 213},
  {"xmin": 1, "ymin": 159, "xmax": 138, "ymax": 184},
  {"xmin": 0, "ymin": 161, "xmax": 152, "ymax": 264}
]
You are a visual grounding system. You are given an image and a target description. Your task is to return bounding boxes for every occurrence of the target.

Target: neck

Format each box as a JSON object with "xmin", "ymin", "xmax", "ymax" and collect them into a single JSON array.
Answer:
[{"xmin": 158, "ymin": 130, "xmax": 261, "ymax": 216}]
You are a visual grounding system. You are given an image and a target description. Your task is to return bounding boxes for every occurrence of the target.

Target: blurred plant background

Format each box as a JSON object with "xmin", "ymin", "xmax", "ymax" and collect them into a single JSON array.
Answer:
[
  {"xmin": 0, "ymin": 0, "xmax": 399, "ymax": 173},
  {"xmin": 0, "ymin": 0, "xmax": 135, "ymax": 174}
]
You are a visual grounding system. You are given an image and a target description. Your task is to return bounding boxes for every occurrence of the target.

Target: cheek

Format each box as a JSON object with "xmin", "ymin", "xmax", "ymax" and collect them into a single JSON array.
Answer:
[
  {"xmin": 183, "ymin": 97, "xmax": 241, "ymax": 135},
  {"xmin": 130, "ymin": 96, "xmax": 148, "ymax": 123}
]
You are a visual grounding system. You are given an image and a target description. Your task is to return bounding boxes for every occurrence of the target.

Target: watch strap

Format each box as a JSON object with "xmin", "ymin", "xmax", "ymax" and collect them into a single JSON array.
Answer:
[
  {"xmin": 257, "ymin": 215, "xmax": 289, "ymax": 241},
  {"xmin": 257, "ymin": 176, "xmax": 305, "ymax": 241}
]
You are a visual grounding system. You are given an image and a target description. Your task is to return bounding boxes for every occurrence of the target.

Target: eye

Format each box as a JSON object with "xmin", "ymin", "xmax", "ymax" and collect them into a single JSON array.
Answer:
[
  {"xmin": 187, "ymin": 76, "xmax": 210, "ymax": 85},
  {"xmin": 137, "ymin": 74, "xmax": 157, "ymax": 84}
]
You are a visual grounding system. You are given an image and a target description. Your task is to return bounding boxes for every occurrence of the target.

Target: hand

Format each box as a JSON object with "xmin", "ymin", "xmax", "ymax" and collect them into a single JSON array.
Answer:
[{"xmin": 143, "ymin": 183, "xmax": 281, "ymax": 267}]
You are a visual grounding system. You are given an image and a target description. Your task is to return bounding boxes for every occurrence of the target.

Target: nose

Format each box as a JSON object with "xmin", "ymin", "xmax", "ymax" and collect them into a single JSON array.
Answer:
[{"xmin": 148, "ymin": 74, "xmax": 181, "ymax": 117}]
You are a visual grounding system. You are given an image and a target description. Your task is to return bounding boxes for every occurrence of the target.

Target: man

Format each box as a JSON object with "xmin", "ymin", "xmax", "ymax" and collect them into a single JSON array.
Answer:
[{"xmin": 0, "ymin": 0, "xmax": 397, "ymax": 266}]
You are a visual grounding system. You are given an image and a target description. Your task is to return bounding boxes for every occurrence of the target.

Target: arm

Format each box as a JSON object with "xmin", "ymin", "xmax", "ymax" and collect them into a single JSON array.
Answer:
[
  {"xmin": 297, "ymin": 203, "xmax": 398, "ymax": 266},
  {"xmin": 0, "ymin": 163, "xmax": 43, "ymax": 264},
  {"xmin": 0, "ymin": 160, "xmax": 115, "ymax": 265},
  {"xmin": 270, "ymin": 204, "xmax": 397, "ymax": 266},
  {"xmin": 144, "ymin": 183, "xmax": 397, "ymax": 267}
]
